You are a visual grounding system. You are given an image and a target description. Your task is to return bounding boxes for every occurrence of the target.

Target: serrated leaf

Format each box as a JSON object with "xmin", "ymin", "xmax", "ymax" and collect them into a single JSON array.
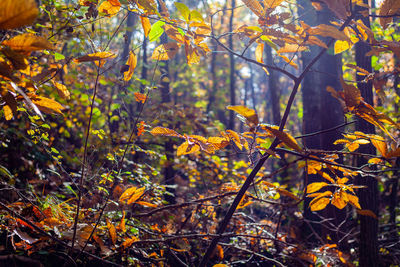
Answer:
[
  {"xmin": 331, "ymin": 191, "xmax": 347, "ymax": 209},
  {"xmin": 0, "ymin": 0, "xmax": 38, "ymax": 30},
  {"xmin": 3, "ymin": 34, "xmax": 55, "ymax": 54},
  {"xmin": 346, "ymin": 193, "xmax": 361, "ymax": 209},
  {"xmin": 150, "ymin": 127, "xmax": 182, "ymax": 138},
  {"xmin": 148, "ymin": 21, "xmax": 165, "ymax": 42},
  {"xmin": 306, "ymin": 182, "xmax": 329, "ymax": 194},
  {"xmin": 152, "ymin": 43, "xmax": 179, "ymax": 61},
  {"xmin": 227, "ymin": 105, "xmax": 259, "ymax": 125}
]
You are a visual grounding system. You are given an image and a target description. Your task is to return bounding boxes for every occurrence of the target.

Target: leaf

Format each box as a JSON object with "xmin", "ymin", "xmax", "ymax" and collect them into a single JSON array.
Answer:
[
  {"xmin": 357, "ymin": 209, "xmax": 378, "ymax": 219},
  {"xmin": 255, "ymin": 42, "xmax": 264, "ymax": 63},
  {"xmin": 74, "ymin": 51, "xmax": 116, "ymax": 63},
  {"xmin": 0, "ymin": 0, "xmax": 38, "ymax": 30},
  {"xmin": 122, "ymin": 236, "xmax": 138, "ymax": 249},
  {"xmin": 334, "ymin": 40, "xmax": 351, "ymax": 54},
  {"xmin": 369, "ymin": 135, "xmax": 388, "ymax": 158},
  {"xmin": 277, "ymin": 188, "xmax": 300, "ymax": 201},
  {"xmin": 318, "ymin": 0, "xmax": 350, "ymax": 20},
  {"xmin": 379, "ymin": 0, "xmax": 400, "ymax": 29},
  {"xmin": 264, "ymin": 0, "xmax": 285, "ymax": 9},
  {"xmin": 226, "ymin": 130, "xmax": 242, "ymax": 150},
  {"xmin": 174, "ymin": 2, "xmax": 190, "ymax": 21},
  {"xmin": 150, "ymin": 127, "xmax": 183, "ymax": 138},
  {"xmin": 119, "ymin": 211, "xmax": 126, "ymax": 232},
  {"xmin": 306, "ymin": 182, "xmax": 329, "ymax": 194},
  {"xmin": 216, "ymin": 245, "xmax": 224, "ymax": 260},
  {"xmin": 241, "ymin": 0, "xmax": 264, "ymax": 17},
  {"xmin": 262, "ymin": 125, "xmax": 302, "ymax": 152},
  {"xmin": 106, "ymin": 218, "xmax": 117, "ymax": 245},
  {"xmin": 148, "ymin": 21, "xmax": 165, "ymax": 42},
  {"xmin": 123, "ymin": 51, "xmax": 137, "ymax": 81},
  {"xmin": 331, "ymin": 191, "xmax": 347, "ymax": 209},
  {"xmin": 119, "ymin": 186, "xmax": 145, "ymax": 204},
  {"xmin": 340, "ymin": 78, "xmax": 361, "ymax": 109},
  {"xmin": 136, "ymin": 201, "xmax": 157, "ymax": 208},
  {"xmin": 310, "ymin": 197, "xmax": 330, "ymax": 211},
  {"xmin": 227, "ymin": 105, "xmax": 259, "ymax": 125},
  {"xmin": 152, "ymin": 43, "xmax": 179, "ymax": 61},
  {"xmin": 98, "ymin": 0, "xmax": 121, "ymax": 17},
  {"xmin": 3, "ymin": 34, "xmax": 55, "ymax": 54},
  {"xmin": 309, "ymin": 24, "xmax": 350, "ymax": 42},
  {"xmin": 140, "ymin": 16, "xmax": 151, "ymax": 37},
  {"xmin": 31, "ymin": 96, "xmax": 65, "ymax": 114},
  {"xmin": 277, "ymin": 44, "xmax": 308, "ymax": 53},
  {"xmin": 164, "ymin": 25, "xmax": 185, "ymax": 43},
  {"xmin": 134, "ymin": 92, "xmax": 147, "ymax": 103},
  {"xmin": 177, "ymin": 141, "xmax": 200, "ymax": 156},
  {"xmin": 346, "ymin": 193, "xmax": 361, "ymax": 209},
  {"xmin": 52, "ymin": 81, "xmax": 70, "ymax": 99}
]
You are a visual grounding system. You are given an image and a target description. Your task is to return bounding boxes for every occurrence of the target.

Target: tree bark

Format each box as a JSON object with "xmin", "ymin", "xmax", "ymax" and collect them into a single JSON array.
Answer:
[{"xmin": 228, "ymin": 0, "xmax": 236, "ymax": 130}]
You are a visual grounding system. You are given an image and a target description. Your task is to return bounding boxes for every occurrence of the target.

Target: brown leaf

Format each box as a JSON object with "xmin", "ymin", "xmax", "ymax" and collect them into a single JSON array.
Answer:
[
  {"xmin": 152, "ymin": 43, "xmax": 179, "ymax": 61},
  {"xmin": 106, "ymin": 218, "xmax": 117, "ymax": 245},
  {"xmin": 227, "ymin": 105, "xmax": 259, "ymax": 125},
  {"xmin": 0, "ymin": 0, "xmax": 38, "ymax": 29},
  {"xmin": 262, "ymin": 125, "xmax": 302, "ymax": 152},
  {"xmin": 3, "ymin": 34, "xmax": 55, "ymax": 54},
  {"xmin": 357, "ymin": 209, "xmax": 378, "ymax": 219},
  {"xmin": 379, "ymin": 0, "xmax": 400, "ymax": 29}
]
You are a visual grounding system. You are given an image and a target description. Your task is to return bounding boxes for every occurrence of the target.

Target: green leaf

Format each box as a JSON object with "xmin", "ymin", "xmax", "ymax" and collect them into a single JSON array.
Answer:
[
  {"xmin": 54, "ymin": 52, "xmax": 65, "ymax": 61},
  {"xmin": 148, "ymin": 21, "xmax": 165, "ymax": 42},
  {"xmin": 174, "ymin": 2, "xmax": 190, "ymax": 21}
]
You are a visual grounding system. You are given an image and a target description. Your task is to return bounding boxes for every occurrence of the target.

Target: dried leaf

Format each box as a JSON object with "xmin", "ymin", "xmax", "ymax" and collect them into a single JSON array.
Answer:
[
  {"xmin": 152, "ymin": 43, "xmax": 179, "ymax": 61},
  {"xmin": 379, "ymin": 0, "xmax": 400, "ymax": 29},
  {"xmin": 53, "ymin": 81, "xmax": 70, "ymax": 99},
  {"xmin": 74, "ymin": 51, "xmax": 116, "ymax": 63},
  {"xmin": 310, "ymin": 197, "xmax": 330, "ymax": 211},
  {"xmin": 122, "ymin": 236, "xmax": 138, "ymax": 249},
  {"xmin": 0, "ymin": 0, "xmax": 38, "ymax": 29},
  {"xmin": 150, "ymin": 127, "xmax": 182, "ymax": 138},
  {"xmin": 263, "ymin": 125, "xmax": 302, "ymax": 152},
  {"xmin": 98, "ymin": 0, "xmax": 121, "ymax": 17},
  {"xmin": 106, "ymin": 218, "xmax": 117, "ymax": 245},
  {"xmin": 140, "ymin": 16, "xmax": 151, "ymax": 37},
  {"xmin": 357, "ymin": 209, "xmax": 378, "ymax": 219},
  {"xmin": 3, "ymin": 34, "xmax": 55, "ymax": 54},
  {"xmin": 31, "ymin": 96, "xmax": 65, "ymax": 114},
  {"xmin": 123, "ymin": 51, "xmax": 137, "ymax": 81}
]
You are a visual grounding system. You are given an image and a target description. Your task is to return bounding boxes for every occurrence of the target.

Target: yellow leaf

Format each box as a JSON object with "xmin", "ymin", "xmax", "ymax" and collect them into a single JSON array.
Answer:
[
  {"xmin": 277, "ymin": 188, "xmax": 300, "ymax": 201},
  {"xmin": 227, "ymin": 105, "xmax": 259, "ymax": 125},
  {"xmin": 31, "ymin": 96, "xmax": 65, "ymax": 114},
  {"xmin": 241, "ymin": 0, "xmax": 264, "ymax": 17},
  {"xmin": 346, "ymin": 193, "xmax": 361, "ymax": 209},
  {"xmin": 226, "ymin": 130, "xmax": 242, "ymax": 150},
  {"xmin": 140, "ymin": 16, "xmax": 151, "ymax": 37},
  {"xmin": 127, "ymin": 187, "xmax": 145, "ymax": 205},
  {"xmin": 3, "ymin": 105, "xmax": 13, "ymax": 120},
  {"xmin": 177, "ymin": 141, "xmax": 200, "ymax": 156},
  {"xmin": 52, "ymin": 81, "xmax": 70, "ymax": 99},
  {"xmin": 150, "ymin": 127, "xmax": 182, "ymax": 138},
  {"xmin": 74, "ymin": 51, "xmax": 116, "ymax": 63},
  {"xmin": 0, "ymin": 0, "xmax": 38, "ymax": 30},
  {"xmin": 306, "ymin": 182, "xmax": 329, "ymax": 194},
  {"xmin": 98, "ymin": 0, "xmax": 121, "ymax": 17},
  {"xmin": 368, "ymin": 157, "xmax": 383, "ymax": 164},
  {"xmin": 369, "ymin": 135, "xmax": 388, "ymax": 158},
  {"xmin": 119, "ymin": 186, "xmax": 145, "ymax": 204},
  {"xmin": 106, "ymin": 218, "xmax": 117, "ymax": 245},
  {"xmin": 185, "ymin": 43, "xmax": 201, "ymax": 65},
  {"xmin": 152, "ymin": 43, "xmax": 179, "ymax": 61},
  {"xmin": 264, "ymin": 0, "xmax": 285, "ymax": 9},
  {"xmin": 310, "ymin": 197, "xmax": 330, "ymax": 211},
  {"xmin": 119, "ymin": 211, "xmax": 126, "ymax": 232},
  {"xmin": 123, "ymin": 51, "xmax": 137, "ymax": 81},
  {"xmin": 334, "ymin": 40, "xmax": 351, "ymax": 54},
  {"xmin": 255, "ymin": 42, "xmax": 264, "ymax": 63},
  {"xmin": 3, "ymin": 34, "xmax": 55, "ymax": 54},
  {"xmin": 122, "ymin": 236, "xmax": 138, "ymax": 249},
  {"xmin": 340, "ymin": 78, "xmax": 361, "ymax": 109},
  {"xmin": 216, "ymin": 245, "xmax": 224, "ymax": 260},
  {"xmin": 357, "ymin": 209, "xmax": 378, "ymax": 219},
  {"xmin": 262, "ymin": 125, "xmax": 302, "ymax": 152},
  {"xmin": 277, "ymin": 43, "xmax": 308, "ymax": 53}
]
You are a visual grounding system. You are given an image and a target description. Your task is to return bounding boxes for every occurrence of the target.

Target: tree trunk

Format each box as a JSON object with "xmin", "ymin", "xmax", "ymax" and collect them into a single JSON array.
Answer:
[
  {"xmin": 355, "ymin": 3, "xmax": 379, "ymax": 266},
  {"xmin": 228, "ymin": 0, "xmax": 236, "ymax": 130},
  {"xmin": 265, "ymin": 44, "xmax": 281, "ymax": 125}
]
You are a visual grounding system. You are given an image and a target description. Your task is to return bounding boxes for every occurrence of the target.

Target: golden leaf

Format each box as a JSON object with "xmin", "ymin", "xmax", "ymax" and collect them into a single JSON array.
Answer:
[
  {"xmin": 185, "ymin": 43, "xmax": 201, "ymax": 65},
  {"xmin": 123, "ymin": 51, "xmax": 137, "ymax": 81},
  {"xmin": 226, "ymin": 130, "xmax": 242, "ymax": 150},
  {"xmin": 106, "ymin": 218, "xmax": 117, "ymax": 245},
  {"xmin": 310, "ymin": 197, "xmax": 330, "ymax": 211},
  {"xmin": 136, "ymin": 201, "xmax": 157, "ymax": 208},
  {"xmin": 227, "ymin": 105, "xmax": 259, "ymax": 125},
  {"xmin": 263, "ymin": 125, "xmax": 302, "ymax": 152},
  {"xmin": 134, "ymin": 92, "xmax": 147, "ymax": 103},
  {"xmin": 331, "ymin": 191, "xmax": 347, "ymax": 209},
  {"xmin": 52, "ymin": 81, "xmax": 70, "ymax": 99},
  {"xmin": 306, "ymin": 182, "xmax": 329, "ymax": 194},
  {"xmin": 340, "ymin": 78, "xmax": 361, "ymax": 109},
  {"xmin": 164, "ymin": 25, "xmax": 185, "ymax": 43},
  {"xmin": 3, "ymin": 105, "xmax": 13, "ymax": 120},
  {"xmin": 346, "ymin": 193, "xmax": 361, "ymax": 209},
  {"xmin": 3, "ymin": 34, "xmax": 55, "ymax": 54},
  {"xmin": 277, "ymin": 188, "xmax": 300, "ymax": 201},
  {"xmin": 152, "ymin": 43, "xmax": 179, "ymax": 61},
  {"xmin": 74, "ymin": 51, "xmax": 116, "ymax": 63},
  {"xmin": 140, "ymin": 16, "xmax": 151, "ymax": 37},
  {"xmin": 334, "ymin": 40, "xmax": 351, "ymax": 54},
  {"xmin": 216, "ymin": 245, "xmax": 224, "ymax": 260},
  {"xmin": 119, "ymin": 211, "xmax": 126, "ymax": 232},
  {"xmin": 150, "ymin": 127, "xmax": 182, "ymax": 138},
  {"xmin": 119, "ymin": 186, "xmax": 145, "ymax": 205},
  {"xmin": 309, "ymin": 24, "xmax": 350, "ymax": 42},
  {"xmin": 370, "ymin": 135, "xmax": 388, "ymax": 158},
  {"xmin": 255, "ymin": 42, "xmax": 264, "ymax": 63},
  {"xmin": 241, "ymin": 0, "xmax": 264, "ymax": 17},
  {"xmin": 264, "ymin": 0, "xmax": 285, "ymax": 9},
  {"xmin": 277, "ymin": 44, "xmax": 308, "ymax": 53},
  {"xmin": 98, "ymin": 0, "xmax": 121, "ymax": 17},
  {"xmin": 177, "ymin": 141, "xmax": 200, "ymax": 156},
  {"xmin": 0, "ymin": 0, "xmax": 38, "ymax": 30},
  {"xmin": 31, "ymin": 96, "xmax": 65, "ymax": 114}
]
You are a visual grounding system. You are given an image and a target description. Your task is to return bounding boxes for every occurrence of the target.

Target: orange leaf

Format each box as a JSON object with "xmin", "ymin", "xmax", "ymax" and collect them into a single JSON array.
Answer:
[
  {"xmin": 122, "ymin": 236, "xmax": 138, "ymax": 249},
  {"xmin": 346, "ymin": 193, "xmax": 361, "ymax": 209},
  {"xmin": 140, "ymin": 16, "xmax": 151, "ymax": 37},
  {"xmin": 357, "ymin": 209, "xmax": 378, "ymax": 219},
  {"xmin": 52, "ymin": 81, "xmax": 70, "ymax": 99},
  {"xmin": 331, "ymin": 191, "xmax": 347, "ymax": 209},
  {"xmin": 262, "ymin": 125, "xmax": 302, "ymax": 152},
  {"xmin": 119, "ymin": 186, "xmax": 145, "ymax": 204},
  {"xmin": 30, "ymin": 95, "xmax": 65, "ymax": 114},
  {"xmin": 74, "ymin": 51, "xmax": 116, "ymax": 63},
  {"xmin": 106, "ymin": 218, "xmax": 117, "ymax": 245},
  {"xmin": 3, "ymin": 34, "xmax": 55, "ymax": 54},
  {"xmin": 98, "ymin": 0, "xmax": 121, "ymax": 17},
  {"xmin": 136, "ymin": 201, "xmax": 157, "ymax": 208},
  {"xmin": 0, "ymin": 0, "xmax": 38, "ymax": 30},
  {"xmin": 119, "ymin": 211, "xmax": 126, "ymax": 232},
  {"xmin": 134, "ymin": 92, "xmax": 147, "ymax": 103}
]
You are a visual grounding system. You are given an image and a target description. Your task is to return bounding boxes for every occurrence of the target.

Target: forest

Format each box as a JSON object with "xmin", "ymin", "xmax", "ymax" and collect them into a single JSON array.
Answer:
[{"xmin": 1, "ymin": 0, "xmax": 400, "ymax": 266}]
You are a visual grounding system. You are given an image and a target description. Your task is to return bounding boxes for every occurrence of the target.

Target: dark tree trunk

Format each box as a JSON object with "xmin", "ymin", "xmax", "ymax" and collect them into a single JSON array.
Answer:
[
  {"xmin": 355, "ymin": 3, "xmax": 379, "ymax": 266},
  {"xmin": 228, "ymin": 0, "xmax": 236, "ymax": 130},
  {"xmin": 265, "ymin": 44, "xmax": 281, "ymax": 125}
]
